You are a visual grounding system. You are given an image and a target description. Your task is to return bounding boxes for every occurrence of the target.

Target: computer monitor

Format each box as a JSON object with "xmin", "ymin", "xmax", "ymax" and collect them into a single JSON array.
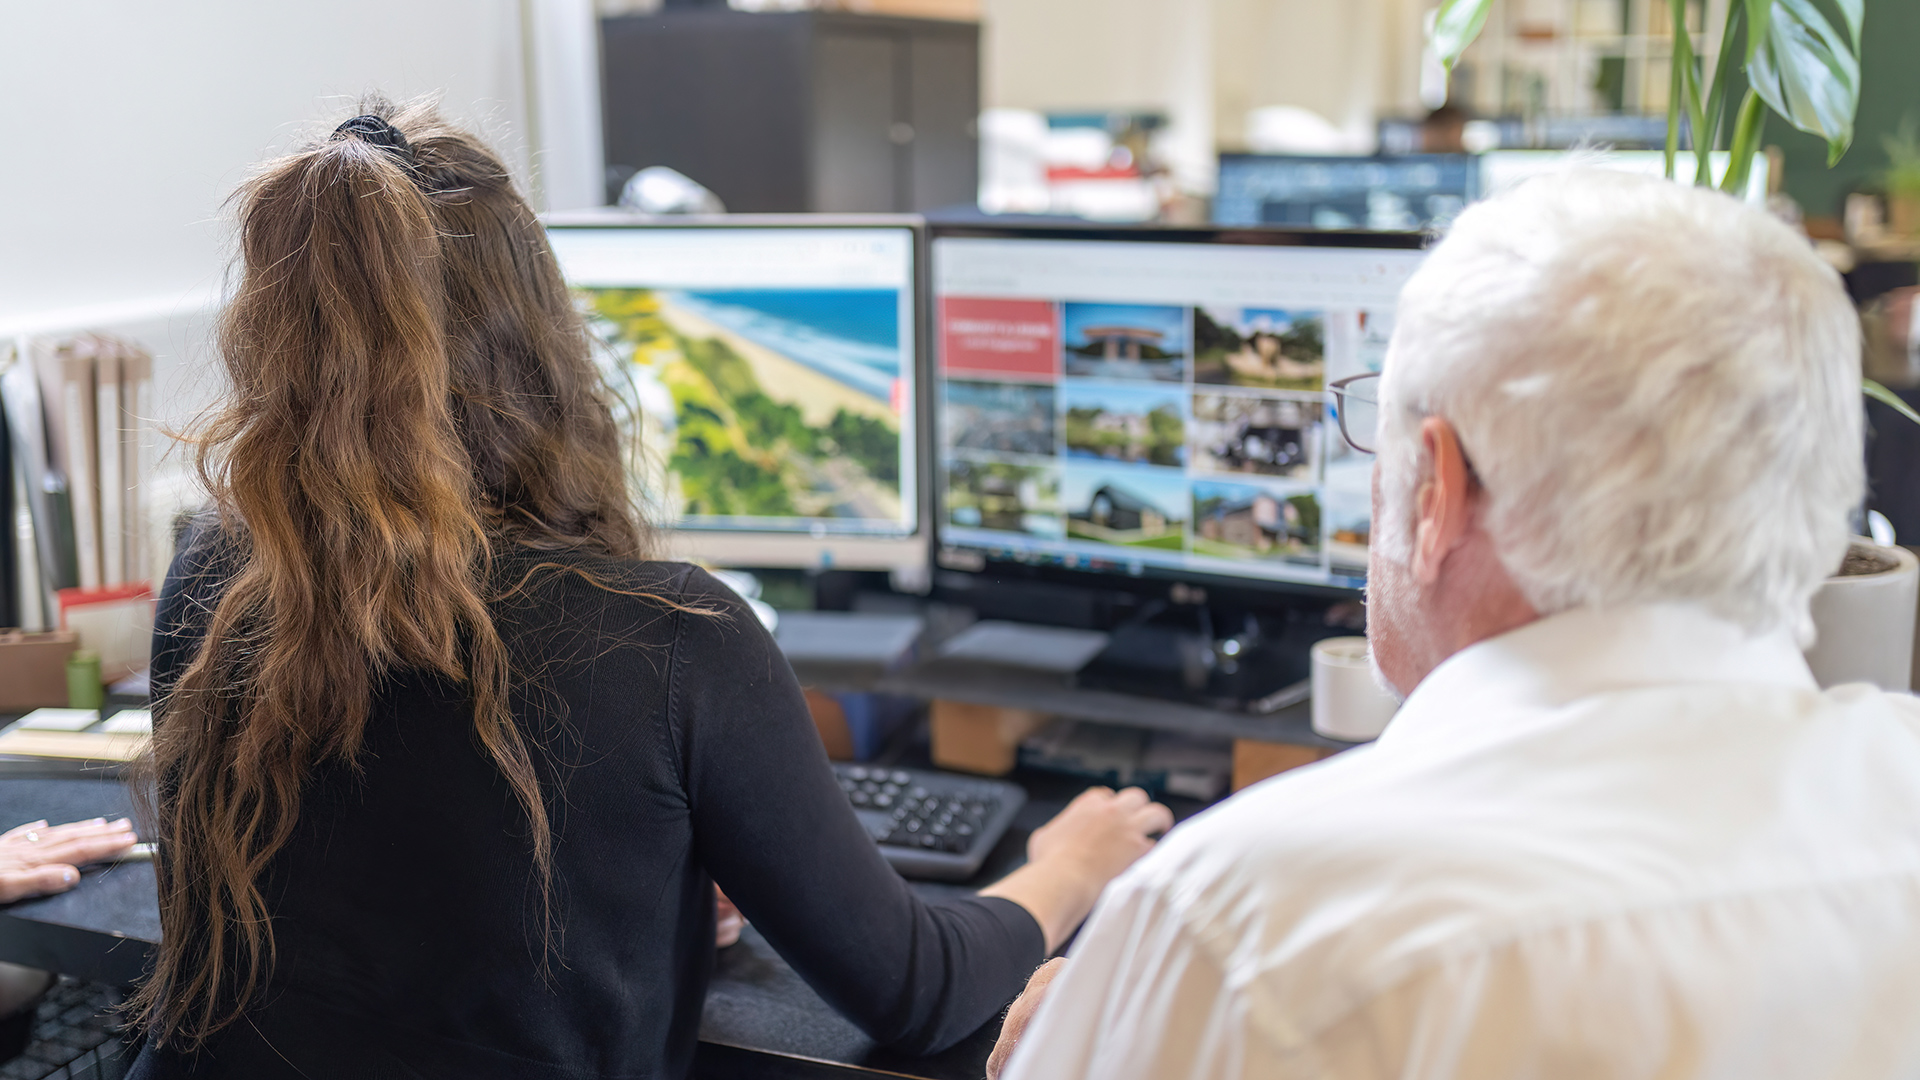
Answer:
[
  {"xmin": 1479, "ymin": 149, "xmax": 1770, "ymax": 205},
  {"xmin": 930, "ymin": 225, "xmax": 1427, "ymax": 599},
  {"xmin": 543, "ymin": 213, "xmax": 926, "ymax": 571},
  {"xmin": 1213, "ymin": 154, "xmax": 1477, "ymax": 231}
]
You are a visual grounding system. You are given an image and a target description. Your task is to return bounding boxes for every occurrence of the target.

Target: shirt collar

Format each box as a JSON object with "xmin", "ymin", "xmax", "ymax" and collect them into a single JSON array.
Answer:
[{"xmin": 1376, "ymin": 603, "xmax": 1817, "ymax": 749}]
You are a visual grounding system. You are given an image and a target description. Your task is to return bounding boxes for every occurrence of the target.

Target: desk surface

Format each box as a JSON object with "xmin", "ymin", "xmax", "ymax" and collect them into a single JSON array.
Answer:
[{"xmin": 0, "ymin": 776, "xmax": 1090, "ymax": 1080}]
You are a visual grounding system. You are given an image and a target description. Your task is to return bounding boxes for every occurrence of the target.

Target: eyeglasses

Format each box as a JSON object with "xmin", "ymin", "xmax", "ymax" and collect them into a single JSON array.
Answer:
[
  {"xmin": 1330, "ymin": 372, "xmax": 1486, "ymax": 487},
  {"xmin": 1328, "ymin": 373, "xmax": 1381, "ymax": 455}
]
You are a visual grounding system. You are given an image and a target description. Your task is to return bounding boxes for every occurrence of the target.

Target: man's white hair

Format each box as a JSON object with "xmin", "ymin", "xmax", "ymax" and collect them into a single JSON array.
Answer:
[{"xmin": 1378, "ymin": 168, "xmax": 1863, "ymax": 639}]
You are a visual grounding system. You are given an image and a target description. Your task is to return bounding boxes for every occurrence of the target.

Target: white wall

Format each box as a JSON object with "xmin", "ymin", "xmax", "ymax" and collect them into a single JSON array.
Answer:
[
  {"xmin": 0, "ymin": 0, "xmax": 605, "ymax": 597},
  {"xmin": 0, "ymin": 0, "xmax": 605, "ymax": 413}
]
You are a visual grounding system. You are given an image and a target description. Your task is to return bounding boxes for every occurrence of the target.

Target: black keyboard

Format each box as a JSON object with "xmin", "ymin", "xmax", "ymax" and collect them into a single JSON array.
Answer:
[{"xmin": 833, "ymin": 763, "xmax": 1025, "ymax": 882}]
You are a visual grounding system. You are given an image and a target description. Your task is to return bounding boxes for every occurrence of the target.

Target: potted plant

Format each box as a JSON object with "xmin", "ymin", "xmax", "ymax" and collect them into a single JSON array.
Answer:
[{"xmin": 1433, "ymin": 0, "xmax": 1920, "ymax": 689}]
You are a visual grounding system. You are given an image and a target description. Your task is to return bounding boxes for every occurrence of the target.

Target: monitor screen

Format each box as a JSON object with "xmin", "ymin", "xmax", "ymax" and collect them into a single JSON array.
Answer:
[
  {"xmin": 1213, "ymin": 154, "xmax": 1476, "ymax": 231},
  {"xmin": 931, "ymin": 228, "xmax": 1425, "ymax": 593},
  {"xmin": 545, "ymin": 220, "xmax": 923, "ymax": 568}
]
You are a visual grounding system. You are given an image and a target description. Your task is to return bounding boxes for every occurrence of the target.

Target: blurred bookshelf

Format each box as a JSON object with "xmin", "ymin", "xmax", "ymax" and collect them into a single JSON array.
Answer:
[{"xmin": 1452, "ymin": 0, "xmax": 1727, "ymax": 123}]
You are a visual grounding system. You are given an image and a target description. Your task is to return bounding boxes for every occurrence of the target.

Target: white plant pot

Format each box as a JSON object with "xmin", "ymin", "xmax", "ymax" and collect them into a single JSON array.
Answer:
[{"xmin": 1803, "ymin": 542, "xmax": 1919, "ymax": 691}]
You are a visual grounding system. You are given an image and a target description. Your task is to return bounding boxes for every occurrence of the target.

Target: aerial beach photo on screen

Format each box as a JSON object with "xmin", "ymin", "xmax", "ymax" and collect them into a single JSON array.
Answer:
[
  {"xmin": 1063, "ymin": 466, "xmax": 1189, "ymax": 551},
  {"xmin": 581, "ymin": 286, "xmax": 906, "ymax": 529},
  {"xmin": 1060, "ymin": 302, "xmax": 1188, "ymax": 382},
  {"xmin": 1062, "ymin": 380, "xmax": 1186, "ymax": 468},
  {"xmin": 1194, "ymin": 306, "xmax": 1326, "ymax": 390}
]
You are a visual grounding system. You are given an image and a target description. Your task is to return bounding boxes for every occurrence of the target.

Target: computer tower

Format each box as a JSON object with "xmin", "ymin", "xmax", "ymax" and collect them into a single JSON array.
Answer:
[{"xmin": 600, "ymin": 9, "xmax": 979, "ymax": 214}]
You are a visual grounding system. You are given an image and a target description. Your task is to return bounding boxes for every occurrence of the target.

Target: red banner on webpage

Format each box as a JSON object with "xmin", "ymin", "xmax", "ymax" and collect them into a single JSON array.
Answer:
[{"xmin": 940, "ymin": 298, "xmax": 1057, "ymax": 381}]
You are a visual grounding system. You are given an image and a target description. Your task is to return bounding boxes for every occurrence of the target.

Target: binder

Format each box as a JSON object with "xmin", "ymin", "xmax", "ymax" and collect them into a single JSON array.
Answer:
[
  {"xmin": 2, "ymin": 341, "xmax": 67, "ymax": 627},
  {"xmin": 96, "ymin": 344, "xmax": 123, "ymax": 586},
  {"xmin": 0, "ymin": 358, "xmax": 13, "ymax": 630},
  {"xmin": 120, "ymin": 346, "xmax": 152, "ymax": 585},
  {"xmin": 56, "ymin": 343, "xmax": 101, "ymax": 590},
  {"xmin": 1, "ymin": 334, "xmax": 153, "ymax": 629}
]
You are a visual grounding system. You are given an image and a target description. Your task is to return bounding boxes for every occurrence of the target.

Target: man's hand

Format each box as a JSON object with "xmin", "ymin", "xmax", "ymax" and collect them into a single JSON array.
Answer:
[
  {"xmin": 987, "ymin": 957, "xmax": 1066, "ymax": 1080},
  {"xmin": 715, "ymin": 885, "xmax": 745, "ymax": 948},
  {"xmin": 0, "ymin": 818, "xmax": 137, "ymax": 903}
]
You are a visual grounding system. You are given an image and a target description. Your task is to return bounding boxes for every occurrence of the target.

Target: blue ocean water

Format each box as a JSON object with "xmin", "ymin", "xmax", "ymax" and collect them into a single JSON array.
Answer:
[{"xmin": 673, "ymin": 290, "xmax": 902, "ymax": 401}]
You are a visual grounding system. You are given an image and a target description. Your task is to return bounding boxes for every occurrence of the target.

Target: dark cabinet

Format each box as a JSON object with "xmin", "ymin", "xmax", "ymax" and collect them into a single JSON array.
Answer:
[{"xmin": 600, "ymin": 10, "xmax": 980, "ymax": 213}]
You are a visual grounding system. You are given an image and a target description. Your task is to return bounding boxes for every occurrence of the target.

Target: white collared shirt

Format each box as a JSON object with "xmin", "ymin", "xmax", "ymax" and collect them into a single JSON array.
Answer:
[{"xmin": 1003, "ymin": 604, "xmax": 1920, "ymax": 1080}]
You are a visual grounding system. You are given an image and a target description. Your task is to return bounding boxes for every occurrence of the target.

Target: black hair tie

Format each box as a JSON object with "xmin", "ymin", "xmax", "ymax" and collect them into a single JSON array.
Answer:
[{"xmin": 330, "ymin": 114, "xmax": 417, "ymax": 168}]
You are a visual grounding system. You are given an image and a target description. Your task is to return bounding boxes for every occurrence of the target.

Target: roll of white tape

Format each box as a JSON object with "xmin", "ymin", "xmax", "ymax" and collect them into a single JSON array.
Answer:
[{"xmin": 1310, "ymin": 636, "xmax": 1401, "ymax": 742}]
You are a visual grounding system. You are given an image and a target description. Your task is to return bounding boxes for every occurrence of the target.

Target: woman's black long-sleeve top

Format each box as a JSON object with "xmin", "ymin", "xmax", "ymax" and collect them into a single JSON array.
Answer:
[{"xmin": 130, "ymin": 538, "xmax": 1044, "ymax": 1080}]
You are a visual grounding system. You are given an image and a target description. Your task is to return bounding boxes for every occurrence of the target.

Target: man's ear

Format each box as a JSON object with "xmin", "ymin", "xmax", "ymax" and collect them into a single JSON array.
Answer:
[{"xmin": 1411, "ymin": 416, "xmax": 1473, "ymax": 585}]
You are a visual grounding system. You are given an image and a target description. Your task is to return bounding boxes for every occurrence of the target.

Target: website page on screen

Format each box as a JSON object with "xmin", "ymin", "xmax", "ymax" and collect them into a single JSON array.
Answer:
[
  {"xmin": 548, "ymin": 227, "xmax": 917, "ymax": 537},
  {"xmin": 933, "ymin": 237, "xmax": 1423, "ymax": 589}
]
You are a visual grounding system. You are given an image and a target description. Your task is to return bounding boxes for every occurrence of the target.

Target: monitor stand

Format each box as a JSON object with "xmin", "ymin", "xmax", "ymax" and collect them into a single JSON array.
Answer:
[{"xmin": 1073, "ymin": 603, "xmax": 1324, "ymax": 714}]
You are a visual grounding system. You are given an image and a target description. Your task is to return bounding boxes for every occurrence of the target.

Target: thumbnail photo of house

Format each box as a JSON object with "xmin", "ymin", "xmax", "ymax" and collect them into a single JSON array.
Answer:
[
  {"xmin": 945, "ymin": 379, "xmax": 1056, "ymax": 456},
  {"xmin": 1193, "ymin": 306, "xmax": 1326, "ymax": 391},
  {"xmin": 1063, "ymin": 467, "xmax": 1189, "ymax": 551},
  {"xmin": 1060, "ymin": 303, "xmax": 1188, "ymax": 382},
  {"xmin": 1324, "ymin": 486, "xmax": 1370, "ymax": 572},
  {"xmin": 946, "ymin": 459, "xmax": 1064, "ymax": 539},
  {"xmin": 1191, "ymin": 480, "xmax": 1321, "ymax": 565},
  {"xmin": 1191, "ymin": 393, "xmax": 1319, "ymax": 480},
  {"xmin": 1062, "ymin": 381, "xmax": 1186, "ymax": 468}
]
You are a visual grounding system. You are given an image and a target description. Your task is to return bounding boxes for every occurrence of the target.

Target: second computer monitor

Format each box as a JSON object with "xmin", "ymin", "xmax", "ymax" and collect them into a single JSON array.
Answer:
[
  {"xmin": 930, "ymin": 226, "xmax": 1426, "ymax": 594},
  {"xmin": 544, "ymin": 216, "xmax": 924, "ymax": 570},
  {"xmin": 1213, "ymin": 154, "xmax": 1476, "ymax": 231}
]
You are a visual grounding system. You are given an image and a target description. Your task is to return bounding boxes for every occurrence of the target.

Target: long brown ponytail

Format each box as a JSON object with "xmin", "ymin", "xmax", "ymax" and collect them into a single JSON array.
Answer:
[{"xmin": 131, "ymin": 100, "xmax": 646, "ymax": 1048}]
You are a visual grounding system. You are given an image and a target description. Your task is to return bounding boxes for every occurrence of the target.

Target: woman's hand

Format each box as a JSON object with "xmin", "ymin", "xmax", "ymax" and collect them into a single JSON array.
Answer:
[
  {"xmin": 986, "ymin": 957, "xmax": 1066, "ymax": 1080},
  {"xmin": 0, "ymin": 818, "xmax": 138, "ymax": 903},
  {"xmin": 1028, "ymin": 786, "xmax": 1168, "ymax": 886},
  {"xmin": 980, "ymin": 787, "xmax": 1172, "ymax": 953}
]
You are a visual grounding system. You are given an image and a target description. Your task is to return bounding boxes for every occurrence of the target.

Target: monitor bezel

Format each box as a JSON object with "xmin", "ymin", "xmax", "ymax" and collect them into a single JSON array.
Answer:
[
  {"xmin": 926, "ymin": 221, "xmax": 1428, "ymax": 607},
  {"xmin": 543, "ymin": 212, "xmax": 933, "ymax": 574}
]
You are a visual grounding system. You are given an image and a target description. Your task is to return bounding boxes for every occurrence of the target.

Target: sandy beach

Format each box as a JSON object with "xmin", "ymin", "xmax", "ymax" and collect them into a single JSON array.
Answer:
[{"xmin": 657, "ymin": 301, "xmax": 896, "ymax": 427}]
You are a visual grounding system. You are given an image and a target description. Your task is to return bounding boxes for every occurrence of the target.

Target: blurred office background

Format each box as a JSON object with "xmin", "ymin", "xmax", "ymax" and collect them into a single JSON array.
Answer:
[{"xmin": 4, "ymin": 0, "xmax": 1920, "ymax": 605}]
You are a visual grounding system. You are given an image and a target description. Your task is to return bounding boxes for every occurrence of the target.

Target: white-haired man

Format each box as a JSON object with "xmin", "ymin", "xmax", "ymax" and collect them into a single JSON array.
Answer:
[{"xmin": 988, "ymin": 170, "xmax": 1920, "ymax": 1079}]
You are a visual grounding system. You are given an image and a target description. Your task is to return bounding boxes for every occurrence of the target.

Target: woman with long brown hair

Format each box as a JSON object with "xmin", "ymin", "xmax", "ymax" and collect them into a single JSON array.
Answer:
[{"xmin": 127, "ymin": 101, "xmax": 1169, "ymax": 1079}]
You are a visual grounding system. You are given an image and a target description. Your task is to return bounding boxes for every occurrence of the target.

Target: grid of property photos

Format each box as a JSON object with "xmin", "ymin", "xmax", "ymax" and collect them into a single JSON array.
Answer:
[{"xmin": 938, "ymin": 295, "xmax": 1391, "ymax": 585}]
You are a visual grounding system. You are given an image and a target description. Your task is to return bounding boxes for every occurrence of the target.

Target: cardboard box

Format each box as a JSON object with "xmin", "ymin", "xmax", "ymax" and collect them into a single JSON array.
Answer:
[
  {"xmin": 930, "ymin": 700, "xmax": 1049, "ymax": 776},
  {"xmin": 1230, "ymin": 739, "xmax": 1337, "ymax": 792},
  {"xmin": 0, "ymin": 631, "xmax": 80, "ymax": 712}
]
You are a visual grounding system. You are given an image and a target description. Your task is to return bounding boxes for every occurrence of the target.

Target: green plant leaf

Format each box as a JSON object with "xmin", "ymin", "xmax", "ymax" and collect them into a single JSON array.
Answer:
[
  {"xmin": 1747, "ymin": 0, "xmax": 1862, "ymax": 164},
  {"xmin": 1743, "ymin": 0, "xmax": 1773, "ymax": 63},
  {"xmin": 1431, "ymin": 0, "xmax": 1496, "ymax": 73},
  {"xmin": 1834, "ymin": 0, "xmax": 1863, "ymax": 51},
  {"xmin": 1866, "ymin": 379, "xmax": 1920, "ymax": 427},
  {"xmin": 1721, "ymin": 89, "xmax": 1767, "ymax": 193},
  {"xmin": 1666, "ymin": 0, "xmax": 1690, "ymax": 178}
]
